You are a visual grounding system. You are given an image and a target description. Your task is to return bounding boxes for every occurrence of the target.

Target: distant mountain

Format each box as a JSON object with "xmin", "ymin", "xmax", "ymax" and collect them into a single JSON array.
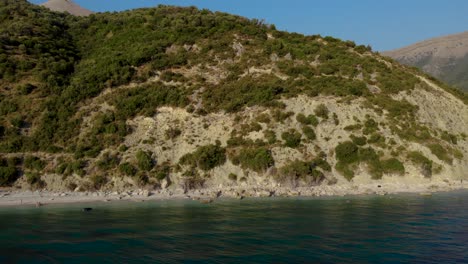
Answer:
[
  {"xmin": 383, "ymin": 32, "xmax": 468, "ymax": 91},
  {"xmin": 40, "ymin": 0, "xmax": 93, "ymax": 16}
]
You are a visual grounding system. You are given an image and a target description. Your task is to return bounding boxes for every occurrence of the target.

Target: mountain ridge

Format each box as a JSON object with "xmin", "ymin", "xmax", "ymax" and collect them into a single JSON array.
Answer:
[
  {"xmin": 383, "ymin": 31, "xmax": 468, "ymax": 91},
  {"xmin": 40, "ymin": 0, "xmax": 93, "ymax": 16}
]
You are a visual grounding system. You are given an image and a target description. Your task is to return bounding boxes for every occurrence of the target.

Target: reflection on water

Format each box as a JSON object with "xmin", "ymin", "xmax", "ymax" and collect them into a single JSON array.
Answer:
[{"xmin": 1, "ymin": 193, "xmax": 468, "ymax": 263}]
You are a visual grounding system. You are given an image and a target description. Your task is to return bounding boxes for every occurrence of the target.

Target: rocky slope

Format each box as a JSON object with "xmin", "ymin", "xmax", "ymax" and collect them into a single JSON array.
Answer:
[
  {"xmin": 383, "ymin": 31, "xmax": 468, "ymax": 92},
  {"xmin": 0, "ymin": 0, "xmax": 467, "ymax": 195},
  {"xmin": 40, "ymin": 0, "xmax": 93, "ymax": 16}
]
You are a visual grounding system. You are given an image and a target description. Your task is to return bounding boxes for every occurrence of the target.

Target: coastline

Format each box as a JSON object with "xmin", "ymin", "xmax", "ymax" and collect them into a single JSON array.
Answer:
[{"xmin": 1, "ymin": 180, "xmax": 467, "ymax": 207}]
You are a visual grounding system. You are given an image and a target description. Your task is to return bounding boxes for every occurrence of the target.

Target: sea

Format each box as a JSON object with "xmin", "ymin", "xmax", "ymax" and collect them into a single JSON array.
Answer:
[{"xmin": 0, "ymin": 191, "xmax": 467, "ymax": 263}]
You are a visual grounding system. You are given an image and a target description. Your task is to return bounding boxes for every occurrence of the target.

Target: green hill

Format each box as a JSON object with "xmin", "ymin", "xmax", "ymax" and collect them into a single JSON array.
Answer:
[{"xmin": 0, "ymin": 0, "xmax": 467, "ymax": 192}]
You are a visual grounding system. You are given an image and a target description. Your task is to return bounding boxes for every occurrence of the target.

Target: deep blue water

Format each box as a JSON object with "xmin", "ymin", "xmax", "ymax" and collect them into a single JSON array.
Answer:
[{"xmin": 1, "ymin": 192, "xmax": 468, "ymax": 263}]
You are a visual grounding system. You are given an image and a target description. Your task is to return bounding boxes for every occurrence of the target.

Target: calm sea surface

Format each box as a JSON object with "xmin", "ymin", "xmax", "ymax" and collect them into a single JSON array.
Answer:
[{"xmin": 1, "ymin": 192, "xmax": 468, "ymax": 263}]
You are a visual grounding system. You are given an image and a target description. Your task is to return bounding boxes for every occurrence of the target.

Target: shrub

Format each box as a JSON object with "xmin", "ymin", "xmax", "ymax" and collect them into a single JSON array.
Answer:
[
  {"xmin": 136, "ymin": 150, "xmax": 155, "ymax": 171},
  {"xmin": 302, "ymin": 126, "xmax": 316, "ymax": 140},
  {"xmin": 441, "ymin": 132, "xmax": 457, "ymax": 145},
  {"xmin": 296, "ymin": 113, "xmax": 319, "ymax": 126},
  {"xmin": 281, "ymin": 129, "xmax": 302, "ymax": 148},
  {"xmin": 119, "ymin": 162, "xmax": 137, "ymax": 176},
  {"xmin": 90, "ymin": 174, "xmax": 108, "ymax": 190},
  {"xmin": 428, "ymin": 144, "xmax": 452, "ymax": 164},
  {"xmin": 153, "ymin": 164, "xmax": 171, "ymax": 180},
  {"xmin": 181, "ymin": 173, "xmax": 205, "ymax": 191},
  {"xmin": 296, "ymin": 113, "xmax": 308, "ymax": 124},
  {"xmin": 367, "ymin": 133, "xmax": 384, "ymax": 144},
  {"xmin": 272, "ymin": 110, "xmax": 293, "ymax": 122},
  {"xmin": 344, "ymin": 124, "xmax": 362, "ymax": 131},
  {"xmin": 335, "ymin": 141, "xmax": 359, "ymax": 164},
  {"xmin": 248, "ymin": 122, "xmax": 262, "ymax": 132},
  {"xmin": 24, "ymin": 156, "xmax": 46, "ymax": 171},
  {"xmin": 350, "ymin": 135, "xmax": 367, "ymax": 146},
  {"xmin": 363, "ymin": 118, "xmax": 379, "ymax": 135},
  {"xmin": 332, "ymin": 113, "xmax": 339, "ymax": 125},
  {"xmin": 264, "ymin": 130, "xmax": 277, "ymax": 144},
  {"xmin": 0, "ymin": 166, "xmax": 19, "ymax": 186},
  {"xmin": 228, "ymin": 173, "xmax": 238, "ymax": 181},
  {"xmin": 335, "ymin": 162, "xmax": 355, "ymax": 181},
  {"xmin": 180, "ymin": 144, "xmax": 226, "ymax": 171},
  {"xmin": 165, "ymin": 128, "xmax": 182, "ymax": 140},
  {"xmin": 407, "ymin": 151, "xmax": 432, "ymax": 177},
  {"xmin": 97, "ymin": 152, "xmax": 119, "ymax": 170},
  {"xmin": 314, "ymin": 104, "xmax": 329, "ymax": 120},
  {"xmin": 278, "ymin": 158, "xmax": 329, "ymax": 185},
  {"xmin": 134, "ymin": 172, "xmax": 149, "ymax": 186},
  {"xmin": 119, "ymin": 145, "xmax": 129, "ymax": 152},
  {"xmin": 25, "ymin": 172, "xmax": 45, "ymax": 188},
  {"xmin": 255, "ymin": 113, "xmax": 271, "ymax": 124},
  {"xmin": 236, "ymin": 147, "xmax": 274, "ymax": 172},
  {"xmin": 381, "ymin": 158, "xmax": 405, "ymax": 175}
]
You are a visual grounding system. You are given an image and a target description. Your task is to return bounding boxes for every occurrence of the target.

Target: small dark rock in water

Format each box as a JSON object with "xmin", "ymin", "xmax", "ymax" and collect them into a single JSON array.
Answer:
[
  {"xmin": 82, "ymin": 208, "xmax": 93, "ymax": 212},
  {"xmin": 378, "ymin": 185, "xmax": 382, "ymax": 188}
]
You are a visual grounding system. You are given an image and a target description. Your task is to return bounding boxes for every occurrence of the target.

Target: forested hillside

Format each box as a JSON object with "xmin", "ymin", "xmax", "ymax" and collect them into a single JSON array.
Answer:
[{"xmin": 0, "ymin": 0, "xmax": 466, "ymax": 192}]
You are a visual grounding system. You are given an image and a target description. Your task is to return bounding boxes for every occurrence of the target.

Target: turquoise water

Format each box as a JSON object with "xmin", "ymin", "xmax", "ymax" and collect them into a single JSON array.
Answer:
[{"xmin": 1, "ymin": 192, "xmax": 468, "ymax": 263}]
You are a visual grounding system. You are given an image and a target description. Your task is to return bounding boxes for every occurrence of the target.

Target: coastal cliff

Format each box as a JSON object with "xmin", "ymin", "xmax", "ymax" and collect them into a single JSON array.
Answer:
[{"xmin": 0, "ymin": 0, "xmax": 467, "ymax": 197}]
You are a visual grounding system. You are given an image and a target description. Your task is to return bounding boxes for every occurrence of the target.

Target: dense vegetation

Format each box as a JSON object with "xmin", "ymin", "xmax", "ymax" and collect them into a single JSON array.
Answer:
[{"xmin": 0, "ymin": 0, "xmax": 465, "ymax": 189}]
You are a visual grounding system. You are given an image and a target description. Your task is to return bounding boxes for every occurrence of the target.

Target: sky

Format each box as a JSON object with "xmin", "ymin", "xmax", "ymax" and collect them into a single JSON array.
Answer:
[{"xmin": 29, "ymin": 0, "xmax": 468, "ymax": 51}]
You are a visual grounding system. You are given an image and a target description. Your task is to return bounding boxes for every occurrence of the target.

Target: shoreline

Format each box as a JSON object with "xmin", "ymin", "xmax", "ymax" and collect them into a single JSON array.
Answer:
[{"xmin": 1, "ymin": 180, "xmax": 468, "ymax": 208}]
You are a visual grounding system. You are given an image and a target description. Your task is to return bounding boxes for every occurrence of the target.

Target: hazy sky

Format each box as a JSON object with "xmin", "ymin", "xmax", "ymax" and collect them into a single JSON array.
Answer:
[{"xmin": 30, "ymin": 0, "xmax": 468, "ymax": 51}]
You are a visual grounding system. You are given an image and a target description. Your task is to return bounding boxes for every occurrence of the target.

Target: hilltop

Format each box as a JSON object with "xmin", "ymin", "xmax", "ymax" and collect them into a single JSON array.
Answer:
[
  {"xmin": 0, "ymin": 0, "xmax": 467, "ymax": 198},
  {"xmin": 40, "ymin": 0, "xmax": 93, "ymax": 16},
  {"xmin": 384, "ymin": 32, "xmax": 468, "ymax": 92}
]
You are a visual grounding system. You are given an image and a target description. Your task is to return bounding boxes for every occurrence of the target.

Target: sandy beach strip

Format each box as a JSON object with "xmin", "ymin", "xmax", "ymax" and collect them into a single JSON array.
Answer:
[{"xmin": 1, "ymin": 180, "xmax": 467, "ymax": 207}]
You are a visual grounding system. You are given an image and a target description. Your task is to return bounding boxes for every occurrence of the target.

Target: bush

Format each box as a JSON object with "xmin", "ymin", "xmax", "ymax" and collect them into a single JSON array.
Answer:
[
  {"xmin": 281, "ymin": 129, "xmax": 302, "ymax": 148},
  {"xmin": 314, "ymin": 104, "xmax": 329, "ymax": 120},
  {"xmin": 272, "ymin": 110, "xmax": 294, "ymax": 123},
  {"xmin": 24, "ymin": 156, "xmax": 46, "ymax": 171},
  {"xmin": 278, "ymin": 158, "xmax": 329, "ymax": 185},
  {"xmin": 264, "ymin": 130, "xmax": 277, "ymax": 144},
  {"xmin": 165, "ymin": 128, "xmax": 182, "ymax": 140},
  {"xmin": 428, "ymin": 144, "xmax": 452, "ymax": 164},
  {"xmin": 363, "ymin": 118, "xmax": 379, "ymax": 135},
  {"xmin": 381, "ymin": 158, "xmax": 405, "ymax": 175},
  {"xmin": 296, "ymin": 113, "xmax": 319, "ymax": 126},
  {"xmin": 136, "ymin": 150, "xmax": 154, "ymax": 171},
  {"xmin": 335, "ymin": 141, "xmax": 359, "ymax": 164},
  {"xmin": 153, "ymin": 164, "xmax": 171, "ymax": 180},
  {"xmin": 26, "ymin": 172, "xmax": 45, "ymax": 188},
  {"xmin": 90, "ymin": 174, "xmax": 108, "ymax": 190},
  {"xmin": 235, "ymin": 147, "xmax": 274, "ymax": 172},
  {"xmin": 0, "ymin": 166, "xmax": 19, "ymax": 186},
  {"xmin": 180, "ymin": 144, "xmax": 226, "ymax": 171},
  {"xmin": 296, "ymin": 113, "xmax": 308, "ymax": 124},
  {"xmin": 350, "ymin": 135, "xmax": 367, "ymax": 146},
  {"xmin": 302, "ymin": 126, "xmax": 316, "ymax": 140},
  {"xmin": 228, "ymin": 173, "xmax": 238, "ymax": 181},
  {"xmin": 119, "ymin": 162, "xmax": 137, "ymax": 176},
  {"xmin": 335, "ymin": 162, "xmax": 355, "ymax": 181},
  {"xmin": 97, "ymin": 152, "xmax": 119, "ymax": 170},
  {"xmin": 407, "ymin": 151, "xmax": 432, "ymax": 177}
]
